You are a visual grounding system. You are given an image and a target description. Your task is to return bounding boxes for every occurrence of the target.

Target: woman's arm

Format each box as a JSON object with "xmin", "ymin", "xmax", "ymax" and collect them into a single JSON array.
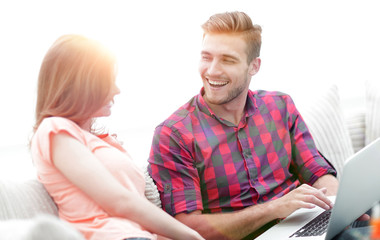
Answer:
[{"xmin": 52, "ymin": 132, "xmax": 204, "ymax": 240}]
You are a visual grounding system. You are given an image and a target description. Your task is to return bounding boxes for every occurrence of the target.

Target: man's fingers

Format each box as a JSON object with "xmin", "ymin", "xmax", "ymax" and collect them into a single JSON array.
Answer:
[
  {"xmin": 357, "ymin": 213, "xmax": 370, "ymax": 221},
  {"xmin": 277, "ymin": 184, "xmax": 334, "ymax": 219},
  {"xmin": 319, "ymin": 187, "xmax": 327, "ymax": 194},
  {"xmin": 315, "ymin": 188, "xmax": 334, "ymax": 209},
  {"xmin": 297, "ymin": 185, "xmax": 333, "ymax": 210},
  {"xmin": 302, "ymin": 194, "xmax": 331, "ymax": 210}
]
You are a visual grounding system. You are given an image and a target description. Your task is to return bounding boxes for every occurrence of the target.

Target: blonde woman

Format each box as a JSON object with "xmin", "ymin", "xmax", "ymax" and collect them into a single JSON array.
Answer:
[{"xmin": 31, "ymin": 35, "xmax": 204, "ymax": 240}]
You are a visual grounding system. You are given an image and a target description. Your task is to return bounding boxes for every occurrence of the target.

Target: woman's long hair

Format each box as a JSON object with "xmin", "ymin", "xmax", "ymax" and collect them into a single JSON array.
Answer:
[{"xmin": 34, "ymin": 35, "xmax": 116, "ymax": 132}]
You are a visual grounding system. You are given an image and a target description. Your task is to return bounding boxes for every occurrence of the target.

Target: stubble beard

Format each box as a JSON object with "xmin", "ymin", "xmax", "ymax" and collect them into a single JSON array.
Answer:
[{"xmin": 205, "ymin": 77, "xmax": 249, "ymax": 105}]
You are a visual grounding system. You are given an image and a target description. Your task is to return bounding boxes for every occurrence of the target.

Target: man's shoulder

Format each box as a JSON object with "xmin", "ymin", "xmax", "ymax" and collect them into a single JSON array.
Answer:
[
  {"xmin": 253, "ymin": 89, "xmax": 290, "ymax": 99},
  {"xmin": 250, "ymin": 90, "xmax": 295, "ymax": 111}
]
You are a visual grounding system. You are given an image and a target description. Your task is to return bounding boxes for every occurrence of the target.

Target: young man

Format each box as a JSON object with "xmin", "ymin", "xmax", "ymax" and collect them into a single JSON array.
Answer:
[{"xmin": 148, "ymin": 11, "xmax": 339, "ymax": 240}]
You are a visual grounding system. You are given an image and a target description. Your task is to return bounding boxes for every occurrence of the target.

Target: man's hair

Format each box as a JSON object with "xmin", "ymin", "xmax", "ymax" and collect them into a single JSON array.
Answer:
[
  {"xmin": 34, "ymin": 34, "xmax": 116, "ymax": 132},
  {"xmin": 201, "ymin": 11, "xmax": 262, "ymax": 63}
]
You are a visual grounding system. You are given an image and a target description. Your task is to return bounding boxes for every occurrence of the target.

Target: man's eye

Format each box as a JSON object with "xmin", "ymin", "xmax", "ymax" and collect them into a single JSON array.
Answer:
[{"xmin": 224, "ymin": 59, "xmax": 235, "ymax": 64}]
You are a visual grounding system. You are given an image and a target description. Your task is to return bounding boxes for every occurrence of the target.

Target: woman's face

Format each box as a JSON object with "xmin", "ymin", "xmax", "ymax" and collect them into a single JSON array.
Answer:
[{"xmin": 92, "ymin": 82, "xmax": 120, "ymax": 118}]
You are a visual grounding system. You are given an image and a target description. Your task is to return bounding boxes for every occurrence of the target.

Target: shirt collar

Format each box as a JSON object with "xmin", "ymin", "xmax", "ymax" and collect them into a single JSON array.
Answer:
[
  {"xmin": 197, "ymin": 87, "xmax": 216, "ymax": 117},
  {"xmin": 246, "ymin": 90, "xmax": 258, "ymax": 117}
]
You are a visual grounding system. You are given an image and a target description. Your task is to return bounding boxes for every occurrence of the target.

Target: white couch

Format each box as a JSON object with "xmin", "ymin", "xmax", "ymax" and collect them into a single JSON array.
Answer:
[{"xmin": 1, "ymin": 83, "xmax": 379, "ymax": 239}]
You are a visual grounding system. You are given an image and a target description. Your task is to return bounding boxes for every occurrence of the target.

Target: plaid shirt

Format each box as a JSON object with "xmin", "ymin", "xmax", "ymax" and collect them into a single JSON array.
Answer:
[{"xmin": 148, "ymin": 89, "xmax": 336, "ymax": 216}]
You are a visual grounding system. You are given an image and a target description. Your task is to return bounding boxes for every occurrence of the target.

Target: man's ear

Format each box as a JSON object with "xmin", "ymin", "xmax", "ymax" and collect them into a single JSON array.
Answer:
[{"xmin": 248, "ymin": 57, "xmax": 261, "ymax": 76}]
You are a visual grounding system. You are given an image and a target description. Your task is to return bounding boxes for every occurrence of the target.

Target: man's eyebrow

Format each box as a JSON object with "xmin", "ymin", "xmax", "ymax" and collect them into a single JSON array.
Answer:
[{"xmin": 200, "ymin": 51, "xmax": 211, "ymax": 55}]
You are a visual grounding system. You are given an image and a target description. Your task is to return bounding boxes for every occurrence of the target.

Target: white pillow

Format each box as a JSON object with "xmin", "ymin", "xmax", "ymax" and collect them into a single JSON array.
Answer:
[
  {"xmin": 298, "ymin": 85, "xmax": 354, "ymax": 179},
  {"xmin": 365, "ymin": 81, "xmax": 380, "ymax": 145},
  {"xmin": 345, "ymin": 112, "xmax": 366, "ymax": 153},
  {"xmin": 0, "ymin": 214, "xmax": 84, "ymax": 240}
]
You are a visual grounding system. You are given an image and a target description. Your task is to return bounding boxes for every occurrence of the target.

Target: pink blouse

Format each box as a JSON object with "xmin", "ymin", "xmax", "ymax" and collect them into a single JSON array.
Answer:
[{"xmin": 31, "ymin": 117, "xmax": 156, "ymax": 240}]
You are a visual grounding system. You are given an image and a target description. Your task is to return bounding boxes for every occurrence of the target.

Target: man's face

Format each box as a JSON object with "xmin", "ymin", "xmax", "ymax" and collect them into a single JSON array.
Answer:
[{"xmin": 199, "ymin": 33, "xmax": 259, "ymax": 106}]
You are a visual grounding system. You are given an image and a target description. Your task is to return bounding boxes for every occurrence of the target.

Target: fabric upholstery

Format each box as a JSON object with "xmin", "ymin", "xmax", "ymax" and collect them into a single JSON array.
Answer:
[
  {"xmin": 0, "ymin": 180, "xmax": 84, "ymax": 239},
  {"xmin": 0, "ymin": 214, "xmax": 84, "ymax": 240},
  {"xmin": 0, "ymin": 179, "xmax": 58, "ymax": 220},
  {"xmin": 365, "ymin": 81, "xmax": 380, "ymax": 145},
  {"xmin": 345, "ymin": 112, "xmax": 366, "ymax": 153},
  {"xmin": 143, "ymin": 167, "xmax": 162, "ymax": 208},
  {"xmin": 299, "ymin": 85, "xmax": 354, "ymax": 179}
]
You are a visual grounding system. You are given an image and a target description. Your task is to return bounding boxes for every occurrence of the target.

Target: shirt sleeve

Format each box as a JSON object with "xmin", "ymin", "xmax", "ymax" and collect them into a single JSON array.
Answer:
[
  {"xmin": 148, "ymin": 124, "xmax": 203, "ymax": 216},
  {"xmin": 33, "ymin": 117, "xmax": 86, "ymax": 166},
  {"xmin": 284, "ymin": 95, "xmax": 337, "ymax": 185}
]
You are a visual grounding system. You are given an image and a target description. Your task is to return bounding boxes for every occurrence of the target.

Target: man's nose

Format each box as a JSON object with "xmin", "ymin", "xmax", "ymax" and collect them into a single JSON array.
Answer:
[{"xmin": 207, "ymin": 60, "xmax": 222, "ymax": 76}]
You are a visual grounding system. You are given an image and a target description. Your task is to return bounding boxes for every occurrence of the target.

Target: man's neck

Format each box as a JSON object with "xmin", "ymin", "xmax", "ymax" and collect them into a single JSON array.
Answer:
[{"xmin": 206, "ymin": 95, "xmax": 247, "ymax": 126}]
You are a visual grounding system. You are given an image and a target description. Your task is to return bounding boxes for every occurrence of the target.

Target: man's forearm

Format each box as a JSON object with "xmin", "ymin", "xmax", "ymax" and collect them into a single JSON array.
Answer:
[
  {"xmin": 311, "ymin": 174, "xmax": 339, "ymax": 196},
  {"xmin": 175, "ymin": 179, "xmax": 338, "ymax": 240},
  {"xmin": 175, "ymin": 202, "xmax": 279, "ymax": 240}
]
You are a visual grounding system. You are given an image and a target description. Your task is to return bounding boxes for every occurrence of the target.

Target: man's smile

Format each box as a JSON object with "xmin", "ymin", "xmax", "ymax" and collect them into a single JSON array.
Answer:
[{"xmin": 207, "ymin": 78, "xmax": 228, "ymax": 87}]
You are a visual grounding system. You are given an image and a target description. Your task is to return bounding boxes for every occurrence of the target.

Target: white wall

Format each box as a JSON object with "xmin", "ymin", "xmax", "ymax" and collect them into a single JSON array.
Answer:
[{"xmin": 1, "ymin": 0, "xmax": 379, "ymax": 181}]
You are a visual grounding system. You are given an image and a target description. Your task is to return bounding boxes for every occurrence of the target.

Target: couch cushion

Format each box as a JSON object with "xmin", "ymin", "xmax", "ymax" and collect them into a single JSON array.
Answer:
[
  {"xmin": 0, "ymin": 179, "xmax": 58, "ymax": 220},
  {"xmin": 365, "ymin": 81, "xmax": 380, "ymax": 145},
  {"xmin": 298, "ymin": 85, "xmax": 354, "ymax": 179},
  {"xmin": 345, "ymin": 112, "xmax": 366, "ymax": 153},
  {"xmin": 0, "ymin": 214, "xmax": 84, "ymax": 240}
]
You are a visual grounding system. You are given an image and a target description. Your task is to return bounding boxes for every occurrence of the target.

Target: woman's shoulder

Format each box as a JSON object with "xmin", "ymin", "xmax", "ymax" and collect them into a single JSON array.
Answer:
[
  {"xmin": 39, "ymin": 117, "xmax": 80, "ymax": 131},
  {"xmin": 35, "ymin": 117, "xmax": 84, "ymax": 140}
]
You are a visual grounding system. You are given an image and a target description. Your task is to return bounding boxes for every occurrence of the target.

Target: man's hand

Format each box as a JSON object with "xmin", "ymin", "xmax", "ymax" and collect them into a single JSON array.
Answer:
[
  {"xmin": 311, "ymin": 174, "xmax": 369, "ymax": 221},
  {"xmin": 271, "ymin": 184, "xmax": 334, "ymax": 219}
]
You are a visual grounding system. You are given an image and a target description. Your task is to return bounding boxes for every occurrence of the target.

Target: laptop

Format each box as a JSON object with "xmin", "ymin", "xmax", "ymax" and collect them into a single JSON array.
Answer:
[{"xmin": 256, "ymin": 137, "xmax": 380, "ymax": 240}]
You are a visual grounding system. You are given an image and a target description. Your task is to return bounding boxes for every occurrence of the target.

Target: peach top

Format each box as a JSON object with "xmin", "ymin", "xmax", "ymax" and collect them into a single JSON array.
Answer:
[{"xmin": 31, "ymin": 117, "xmax": 156, "ymax": 240}]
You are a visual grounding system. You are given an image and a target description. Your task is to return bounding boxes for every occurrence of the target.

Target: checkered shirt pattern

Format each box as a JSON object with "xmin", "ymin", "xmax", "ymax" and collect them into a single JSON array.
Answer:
[{"xmin": 148, "ymin": 89, "xmax": 336, "ymax": 216}]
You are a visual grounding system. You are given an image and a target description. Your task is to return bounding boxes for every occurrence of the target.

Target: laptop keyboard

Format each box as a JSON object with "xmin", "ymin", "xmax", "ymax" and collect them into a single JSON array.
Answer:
[{"xmin": 289, "ymin": 209, "xmax": 332, "ymax": 238}]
